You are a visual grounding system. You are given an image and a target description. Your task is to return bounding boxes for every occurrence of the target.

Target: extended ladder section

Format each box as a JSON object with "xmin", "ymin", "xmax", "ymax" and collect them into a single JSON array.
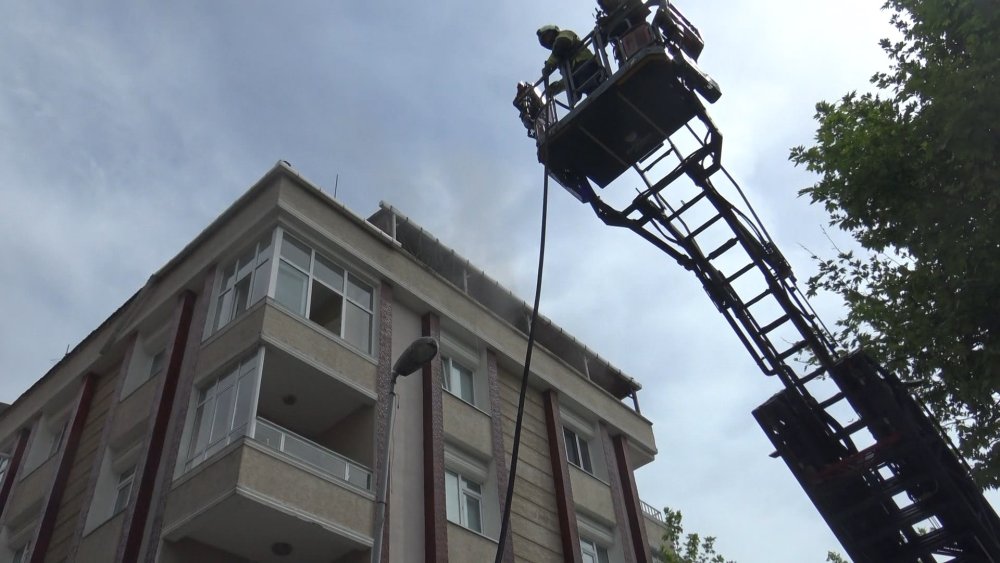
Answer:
[{"xmin": 513, "ymin": 2, "xmax": 1000, "ymax": 561}]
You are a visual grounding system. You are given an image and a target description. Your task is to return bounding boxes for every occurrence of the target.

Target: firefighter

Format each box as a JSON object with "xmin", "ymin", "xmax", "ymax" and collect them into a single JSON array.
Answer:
[
  {"xmin": 597, "ymin": 0, "xmax": 649, "ymax": 40},
  {"xmin": 536, "ymin": 25, "xmax": 603, "ymax": 99}
]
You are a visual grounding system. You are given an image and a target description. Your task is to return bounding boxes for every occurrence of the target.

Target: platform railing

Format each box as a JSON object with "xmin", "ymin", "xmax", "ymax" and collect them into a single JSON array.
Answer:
[
  {"xmin": 518, "ymin": 1, "xmax": 706, "ymax": 140},
  {"xmin": 252, "ymin": 417, "xmax": 373, "ymax": 492}
]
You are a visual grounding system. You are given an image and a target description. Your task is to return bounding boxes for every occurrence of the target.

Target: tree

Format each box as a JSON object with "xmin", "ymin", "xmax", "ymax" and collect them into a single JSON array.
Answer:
[
  {"xmin": 659, "ymin": 507, "xmax": 734, "ymax": 563},
  {"xmin": 659, "ymin": 506, "xmax": 843, "ymax": 562},
  {"xmin": 790, "ymin": 0, "xmax": 1000, "ymax": 485}
]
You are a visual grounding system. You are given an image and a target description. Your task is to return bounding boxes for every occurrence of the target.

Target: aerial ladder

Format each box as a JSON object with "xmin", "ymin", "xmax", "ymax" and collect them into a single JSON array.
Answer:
[{"xmin": 513, "ymin": 2, "xmax": 1000, "ymax": 561}]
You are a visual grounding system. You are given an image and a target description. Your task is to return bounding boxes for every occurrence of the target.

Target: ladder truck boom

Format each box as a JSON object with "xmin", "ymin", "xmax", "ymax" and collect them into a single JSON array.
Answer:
[{"xmin": 513, "ymin": 2, "xmax": 1000, "ymax": 561}]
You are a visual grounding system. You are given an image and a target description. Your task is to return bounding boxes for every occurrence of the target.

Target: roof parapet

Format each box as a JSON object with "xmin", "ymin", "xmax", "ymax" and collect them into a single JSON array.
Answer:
[{"xmin": 368, "ymin": 202, "xmax": 641, "ymax": 401}]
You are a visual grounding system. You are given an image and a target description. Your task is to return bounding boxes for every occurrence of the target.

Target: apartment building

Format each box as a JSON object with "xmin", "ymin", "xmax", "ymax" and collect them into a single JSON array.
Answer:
[{"xmin": 0, "ymin": 162, "xmax": 669, "ymax": 563}]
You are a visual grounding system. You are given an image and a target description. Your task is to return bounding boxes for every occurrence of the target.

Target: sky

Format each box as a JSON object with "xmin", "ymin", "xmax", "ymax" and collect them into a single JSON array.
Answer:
[{"xmin": 0, "ymin": 1, "xmax": 946, "ymax": 561}]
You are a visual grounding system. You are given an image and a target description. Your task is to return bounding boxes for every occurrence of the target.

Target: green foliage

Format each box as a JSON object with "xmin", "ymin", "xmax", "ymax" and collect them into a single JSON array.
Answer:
[
  {"xmin": 659, "ymin": 507, "xmax": 734, "ymax": 563},
  {"xmin": 826, "ymin": 552, "xmax": 850, "ymax": 563},
  {"xmin": 790, "ymin": 0, "xmax": 1000, "ymax": 485}
]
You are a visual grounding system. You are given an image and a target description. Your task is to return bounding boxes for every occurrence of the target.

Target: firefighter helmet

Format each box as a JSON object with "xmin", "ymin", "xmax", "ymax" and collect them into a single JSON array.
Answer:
[{"xmin": 537, "ymin": 25, "xmax": 560, "ymax": 47}]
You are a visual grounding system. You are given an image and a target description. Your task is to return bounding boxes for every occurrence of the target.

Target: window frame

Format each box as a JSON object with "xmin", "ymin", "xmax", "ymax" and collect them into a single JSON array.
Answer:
[
  {"xmin": 48, "ymin": 419, "xmax": 68, "ymax": 458},
  {"xmin": 21, "ymin": 404, "xmax": 72, "ymax": 475},
  {"xmin": 83, "ymin": 441, "xmax": 143, "ymax": 534},
  {"xmin": 147, "ymin": 348, "xmax": 166, "ymax": 380},
  {"xmin": 445, "ymin": 468, "xmax": 484, "ymax": 534},
  {"xmin": 121, "ymin": 326, "xmax": 169, "ymax": 399},
  {"xmin": 112, "ymin": 464, "xmax": 136, "ymax": 515},
  {"xmin": 183, "ymin": 350, "xmax": 263, "ymax": 471},
  {"xmin": 271, "ymin": 230, "xmax": 376, "ymax": 354},
  {"xmin": 580, "ymin": 536, "xmax": 610, "ymax": 563},
  {"xmin": 211, "ymin": 230, "xmax": 276, "ymax": 333},
  {"xmin": 439, "ymin": 330, "xmax": 481, "ymax": 408},
  {"xmin": 563, "ymin": 425, "xmax": 593, "ymax": 474},
  {"xmin": 0, "ymin": 447, "xmax": 11, "ymax": 486},
  {"xmin": 441, "ymin": 355, "xmax": 476, "ymax": 405}
]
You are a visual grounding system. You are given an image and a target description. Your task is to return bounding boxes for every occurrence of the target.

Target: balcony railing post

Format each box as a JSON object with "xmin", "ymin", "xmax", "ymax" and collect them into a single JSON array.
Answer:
[{"xmin": 640, "ymin": 500, "xmax": 664, "ymax": 522}]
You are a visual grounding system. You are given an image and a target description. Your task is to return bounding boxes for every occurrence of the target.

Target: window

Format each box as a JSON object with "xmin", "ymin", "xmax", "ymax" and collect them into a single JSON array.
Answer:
[
  {"xmin": 444, "ymin": 447, "xmax": 497, "ymax": 537},
  {"xmin": 440, "ymin": 330, "xmax": 481, "ymax": 407},
  {"xmin": 0, "ymin": 449, "xmax": 10, "ymax": 485},
  {"xmin": 442, "ymin": 355, "xmax": 475, "ymax": 404},
  {"xmin": 49, "ymin": 420, "xmax": 68, "ymax": 458},
  {"xmin": 122, "ymin": 327, "xmax": 170, "ymax": 399},
  {"xmin": 563, "ymin": 426, "xmax": 593, "ymax": 474},
  {"xmin": 112, "ymin": 465, "xmax": 136, "ymax": 514},
  {"xmin": 185, "ymin": 353, "xmax": 260, "ymax": 470},
  {"xmin": 213, "ymin": 231, "xmax": 274, "ymax": 332},
  {"xmin": 148, "ymin": 349, "xmax": 166, "ymax": 379},
  {"xmin": 445, "ymin": 469, "xmax": 483, "ymax": 533},
  {"xmin": 580, "ymin": 537, "xmax": 610, "ymax": 563},
  {"xmin": 273, "ymin": 233, "xmax": 375, "ymax": 353},
  {"xmin": 22, "ymin": 409, "xmax": 71, "ymax": 473},
  {"xmin": 83, "ymin": 442, "xmax": 142, "ymax": 533}
]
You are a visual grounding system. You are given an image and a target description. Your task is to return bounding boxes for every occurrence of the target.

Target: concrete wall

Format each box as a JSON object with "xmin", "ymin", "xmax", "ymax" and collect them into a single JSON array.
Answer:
[
  {"xmin": 262, "ymin": 305, "xmax": 378, "ymax": 394},
  {"xmin": 159, "ymin": 538, "xmax": 254, "ymax": 563},
  {"xmin": 162, "ymin": 445, "xmax": 244, "ymax": 531},
  {"xmin": 76, "ymin": 511, "xmax": 125, "ymax": 562},
  {"xmin": 163, "ymin": 441, "xmax": 375, "ymax": 546},
  {"xmin": 238, "ymin": 443, "xmax": 373, "ymax": 533},
  {"xmin": 388, "ymin": 302, "xmax": 424, "ymax": 562},
  {"xmin": 570, "ymin": 466, "xmax": 615, "ymax": 525},
  {"xmin": 194, "ymin": 302, "xmax": 268, "ymax": 386},
  {"xmin": 334, "ymin": 549, "xmax": 371, "ymax": 563},
  {"xmin": 111, "ymin": 373, "xmax": 157, "ymax": 446},
  {"xmin": 4, "ymin": 454, "xmax": 57, "ymax": 526},
  {"xmin": 644, "ymin": 515, "xmax": 669, "ymax": 557},
  {"xmin": 447, "ymin": 522, "xmax": 499, "ymax": 561},
  {"xmin": 321, "ymin": 406, "xmax": 374, "ymax": 468},
  {"xmin": 441, "ymin": 392, "xmax": 491, "ymax": 458},
  {"xmin": 498, "ymin": 368, "xmax": 564, "ymax": 562}
]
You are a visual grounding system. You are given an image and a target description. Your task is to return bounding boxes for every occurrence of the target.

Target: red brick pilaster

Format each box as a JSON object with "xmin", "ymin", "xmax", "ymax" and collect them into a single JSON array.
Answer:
[
  {"xmin": 543, "ymin": 389, "xmax": 582, "ymax": 563},
  {"xmin": 119, "ymin": 290, "xmax": 197, "ymax": 562},
  {"xmin": 487, "ymin": 351, "xmax": 514, "ymax": 563},
  {"xmin": 139, "ymin": 270, "xmax": 216, "ymax": 563},
  {"xmin": 374, "ymin": 282, "xmax": 395, "ymax": 563},
  {"xmin": 422, "ymin": 313, "xmax": 448, "ymax": 562},
  {"xmin": 29, "ymin": 372, "xmax": 98, "ymax": 563},
  {"xmin": 613, "ymin": 434, "xmax": 651, "ymax": 562},
  {"xmin": 0, "ymin": 427, "xmax": 30, "ymax": 519},
  {"xmin": 65, "ymin": 333, "xmax": 138, "ymax": 562}
]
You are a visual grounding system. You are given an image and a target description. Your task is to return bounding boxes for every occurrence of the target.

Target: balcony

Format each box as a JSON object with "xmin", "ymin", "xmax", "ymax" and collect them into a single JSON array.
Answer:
[
  {"xmin": 163, "ymin": 439, "xmax": 374, "ymax": 563},
  {"xmin": 254, "ymin": 343, "xmax": 376, "ymax": 475},
  {"xmin": 641, "ymin": 500, "xmax": 664, "ymax": 523},
  {"xmin": 162, "ymin": 341, "xmax": 378, "ymax": 561},
  {"xmin": 253, "ymin": 418, "xmax": 371, "ymax": 492}
]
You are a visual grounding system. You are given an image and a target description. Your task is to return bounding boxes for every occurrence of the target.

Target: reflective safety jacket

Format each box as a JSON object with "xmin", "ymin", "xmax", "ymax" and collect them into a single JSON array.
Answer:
[{"xmin": 543, "ymin": 30, "xmax": 594, "ymax": 73}]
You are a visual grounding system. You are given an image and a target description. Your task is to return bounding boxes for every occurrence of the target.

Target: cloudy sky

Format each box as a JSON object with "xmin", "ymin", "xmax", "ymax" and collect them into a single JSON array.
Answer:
[{"xmin": 0, "ymin": 0, "xmax": 954, "ymax": 561}]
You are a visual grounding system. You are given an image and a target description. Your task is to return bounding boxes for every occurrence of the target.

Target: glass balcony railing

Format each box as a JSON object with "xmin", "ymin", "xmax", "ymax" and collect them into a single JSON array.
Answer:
[{"xmin": 252, "ymin": 417, "xmax": 373, "ymax": 492}]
